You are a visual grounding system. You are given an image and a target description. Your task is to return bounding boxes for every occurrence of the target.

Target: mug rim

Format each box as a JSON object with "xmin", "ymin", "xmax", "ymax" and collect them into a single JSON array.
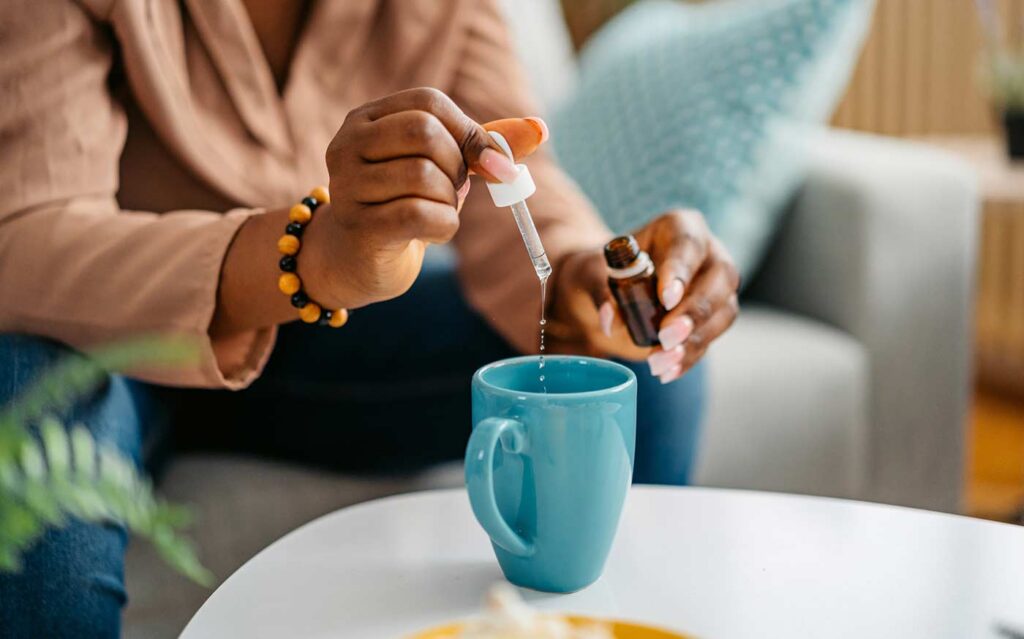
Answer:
[{"xmin": 473, "ymin": 355, "xmax": 636, "ymax": 400}]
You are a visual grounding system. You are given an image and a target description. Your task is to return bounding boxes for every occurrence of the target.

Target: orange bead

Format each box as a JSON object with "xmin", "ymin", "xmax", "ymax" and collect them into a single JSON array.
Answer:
[
  {"xmin": 289, "ymin": 204, "xmax": 312, "ymax": 224},
  {"xmin": 309, "ymin": 186, "xmax": 330, "ymax": 205},
  {"xmin": 277, "ymin": 234, "xmax": 300, "ymax": 255},
  {"xmin": 299, "ymin": 302, "xmax": 322, "ymax": 324},
  {"xmin": 328, "ymin": 308, "xmax": 349, "ymax": 328},
  {"xmin": 278, "ymin": 273, "xmax": 301, "ymax": 295}
]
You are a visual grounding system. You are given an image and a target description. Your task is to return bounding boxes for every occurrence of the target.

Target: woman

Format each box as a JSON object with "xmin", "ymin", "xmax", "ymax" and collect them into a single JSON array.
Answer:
[{"xmin": 0, "ymin": 0, "xmax": 739, "ymax": 635}]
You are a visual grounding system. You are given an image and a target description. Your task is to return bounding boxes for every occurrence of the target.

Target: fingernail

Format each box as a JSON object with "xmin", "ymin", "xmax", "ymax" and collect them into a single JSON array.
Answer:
[
  {"xmin": 662, "ymin": 278, "xmax": 684, "ymax": 311},
  {"xmin": 456, "ymin": 179, "xmax": 472, "ymax": 206},
  {"xmin": 659, "ymin": 364, "xmax": 683, "ymax": 384},
  {"xmin": 599, "ymin": 302, "xmax": 614, "ymax": 338},
  {"xmin": 658, "ymin": 316, "xmax": 694, "ymax": 349},
  {"xmin": 647, "ymin": 345, "xmax": 684, "ymax": 376},
  {"xmin": 479, "ymin": 148, "xmax": 519, "ymax": 183},
  {"xmin": 524, "ymin": 117, "xmax": 550, "ymax": 144}
]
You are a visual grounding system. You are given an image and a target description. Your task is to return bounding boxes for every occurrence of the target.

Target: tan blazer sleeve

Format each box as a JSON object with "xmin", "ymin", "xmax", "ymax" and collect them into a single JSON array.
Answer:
[
  {"xmin": 0, "ymin": 0, "xmax": 274, "ymax": 388},
  {"xmin": 450, "ymin": 0, "xmax": 612, "ymax": 354}
]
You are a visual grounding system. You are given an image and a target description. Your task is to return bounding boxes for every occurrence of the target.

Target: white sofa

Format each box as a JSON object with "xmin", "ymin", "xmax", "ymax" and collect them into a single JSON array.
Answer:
[{"xmin": 124, "ymin": 2, "xmax": 978, "ymax": 636}]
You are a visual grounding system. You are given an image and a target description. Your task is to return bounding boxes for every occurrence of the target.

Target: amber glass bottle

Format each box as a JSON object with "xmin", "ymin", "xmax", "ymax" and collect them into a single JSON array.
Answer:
[{"xmin": 605, "ymin": 235, "xmax": 665, "ymax": 346}]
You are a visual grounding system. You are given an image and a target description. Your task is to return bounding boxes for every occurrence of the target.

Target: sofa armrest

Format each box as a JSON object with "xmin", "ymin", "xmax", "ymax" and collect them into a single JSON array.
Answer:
[{"xmin": 747, "ymin": 128, "xmax": 979, "ymax": 512}]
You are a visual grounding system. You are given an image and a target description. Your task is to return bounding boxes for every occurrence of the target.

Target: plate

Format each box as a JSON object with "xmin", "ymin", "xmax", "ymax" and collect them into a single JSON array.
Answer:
[{"xmin": 411, "ymin": 615, "xmax": 692, "ymax": 638}]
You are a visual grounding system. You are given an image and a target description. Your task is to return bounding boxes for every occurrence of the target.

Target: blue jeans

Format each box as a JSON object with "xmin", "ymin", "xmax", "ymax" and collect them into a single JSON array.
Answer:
[{"xmin": 0, "ymin": 250, "xmax": 704, "ymax": 637}]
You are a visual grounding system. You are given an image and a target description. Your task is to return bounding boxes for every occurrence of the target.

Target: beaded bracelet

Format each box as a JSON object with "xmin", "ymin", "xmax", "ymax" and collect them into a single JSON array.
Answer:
[{"xmin": 277, "ymin": 186, "xmax": 349, "ymax": 328}]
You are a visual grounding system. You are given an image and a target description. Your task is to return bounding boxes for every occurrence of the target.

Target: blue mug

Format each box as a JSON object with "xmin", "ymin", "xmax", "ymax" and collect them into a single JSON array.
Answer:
[{"xmin": 465, "ymin": 355, "xmax": 637, "ymax": 593}]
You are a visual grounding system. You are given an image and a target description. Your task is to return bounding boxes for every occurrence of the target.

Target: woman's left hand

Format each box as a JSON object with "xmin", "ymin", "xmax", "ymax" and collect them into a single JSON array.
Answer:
[{"xmin": 550, "ymin": 209, "xmax": 740, "ymax": 383}]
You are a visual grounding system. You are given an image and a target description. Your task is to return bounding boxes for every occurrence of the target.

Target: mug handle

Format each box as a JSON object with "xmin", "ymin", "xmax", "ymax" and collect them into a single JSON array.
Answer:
[{"xmin": 464, "ymin": 417, "xmax": 534, "ymax": 557}]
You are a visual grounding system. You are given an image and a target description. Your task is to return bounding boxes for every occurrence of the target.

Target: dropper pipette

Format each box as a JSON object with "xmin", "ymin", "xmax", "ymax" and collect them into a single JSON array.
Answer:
[{"xmin": 485, "ymin": 132, "xmax": 552, "ymax": 283}]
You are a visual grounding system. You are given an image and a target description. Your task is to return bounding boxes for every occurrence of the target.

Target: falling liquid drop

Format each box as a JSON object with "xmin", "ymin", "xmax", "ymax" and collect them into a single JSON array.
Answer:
[{"xmin": 538, "ymin": 277, "xmax": 548, "ymax": 392}]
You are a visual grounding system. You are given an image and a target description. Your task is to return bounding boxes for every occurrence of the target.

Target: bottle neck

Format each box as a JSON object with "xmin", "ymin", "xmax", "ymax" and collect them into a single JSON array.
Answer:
[{"xmin": 607, "ymin": 251, "xmax": 653, "ymax": 279}]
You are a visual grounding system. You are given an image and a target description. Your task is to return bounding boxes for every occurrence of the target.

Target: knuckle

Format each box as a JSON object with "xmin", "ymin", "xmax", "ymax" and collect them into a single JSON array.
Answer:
[
  {"xmin": 395, "ymin": 199, "xmax": 430, "ymax": 226},
  {"xmin": 724, "ymin": 260, "xmax": 740, "ymax": 289},
  {"xmin": 438, "ymin": 211, "xmax": 461, "ymax": 240},
  {"xmin": 662, "ymin": 209, "xmax": 689, "ymax": 225},
  {"xmin": 685, "ymin": 331, "xmax": 706, "ymax": 352},
  {"xmin": 689, "ymin": 297, "xmax": 714, "ymax": 323},
  {"xmin": 413, "ymin": 87, "xmax": 449, "ymax": 113},
  {"xmin": 463, "ymin": 125, "xmax": 490, "ymax": 152},
  {"xmin": 406, "ymin": 157, "xmax": 435, "ymax": 184},
  {"xmin": 726, "ymin": 294, "xmax": 740, "ymax": 317},
  {"xmin": 341, "ymin": 106, "xmax": 362, "ymax": 127},
  {"xmin": 325, "ymin": 135, "xmax": 347, "ymax": 165},
  {"xmin": 403, "ymin": 111, "xmax": 439, "ymax": 143}
]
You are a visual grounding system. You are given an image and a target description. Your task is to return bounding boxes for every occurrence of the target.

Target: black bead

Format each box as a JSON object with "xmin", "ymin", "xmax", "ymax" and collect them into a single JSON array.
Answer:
[
  {"xmin": 290, "ymin": 291, "xmax": 309, "ymax": 309},
  {"xmin": 301, "ymin": 196, "xmax": 319, "ymax": 211},
  {"xmin": 285, "ymin": 222, "xmax": 304, "ymax": 237},
  {"xmin": 318, "ymin": 310, "xmax": 333, "ymax": 326},
  {"xmin": 279, "ymin": 255, "xmax": 297, "ymax": 272}
]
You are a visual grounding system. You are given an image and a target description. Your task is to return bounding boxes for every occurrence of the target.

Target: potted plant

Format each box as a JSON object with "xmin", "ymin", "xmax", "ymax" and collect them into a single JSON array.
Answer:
[
  {"xmin": 0, "ymin": 336, "xmax": 211, "ymax": 585},
  {"xmin": 975, "ymin": 0, "xmax": 1024, "ymax": 160}
]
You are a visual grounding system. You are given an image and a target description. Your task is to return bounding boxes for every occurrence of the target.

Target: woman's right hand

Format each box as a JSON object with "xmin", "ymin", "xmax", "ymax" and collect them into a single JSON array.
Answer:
[{"xmin": 300, "ymin": 87, "xmax": 548, "ymax": 311}]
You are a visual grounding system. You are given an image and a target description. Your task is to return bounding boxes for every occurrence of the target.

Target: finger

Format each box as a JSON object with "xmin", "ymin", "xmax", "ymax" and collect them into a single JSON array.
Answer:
[
  {"xmin": 646, "ymin": 343, "xmax": 685, "ymax": 377},
  {"xmin": 353, "ymin": 157, "xmax": 457, "ymax": 206},
  {"xmin": 373, "ymin": 197, "xmax": 460, "ymax": 245},
  {"xmin": 570, "ymin": 252, "xmax": 621, "ymax": 337},
  {"xmin": 359, "ymin": 111, "xmax": 466, "ymax": 186},
  {"xmin": 648, "ymin": 211, "xmax": 709, "ymax": 311},
  {"xmin": 456, "ymin": 180, "xmax": 472, "ymax": 213},
  {"xmin": 666, "ymin": 295, "xmax": 738, "ymax": 381},
  {"xmin": 658, "ymin": 258, "xmax": 736, "ymax": 349},
  {"xmin": 357, "ymin": 88, "xmax": 517, "ymax": 183}
]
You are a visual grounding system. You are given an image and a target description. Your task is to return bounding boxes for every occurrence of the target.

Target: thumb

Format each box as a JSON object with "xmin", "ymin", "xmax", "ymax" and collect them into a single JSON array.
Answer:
[
  {"xmin": 566, "ymin": 251, "xmax": 618, "ymax": 339},
  {"xmin": 466, "ymin": 117, "xmax": 550, "ymax": 184}
]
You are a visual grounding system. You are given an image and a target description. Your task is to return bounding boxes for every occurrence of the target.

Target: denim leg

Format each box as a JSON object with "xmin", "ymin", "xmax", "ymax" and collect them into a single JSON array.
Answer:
[
  {"xmin": 620, "ymin": 359, "xmax": 706, "ymax": 486},
  {"xmin": 0, "ymin": 335, "xmax": 153, "ymax": 639},
  {"xmin": 179, "ymin": 248, "xmax": 517, "ymax": 472}
]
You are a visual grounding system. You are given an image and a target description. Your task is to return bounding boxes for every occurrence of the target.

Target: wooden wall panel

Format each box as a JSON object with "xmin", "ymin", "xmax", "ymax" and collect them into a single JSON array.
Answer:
[{"xmin": 833, "ymin": 0, "xmax": 1024, "ymax": 137}]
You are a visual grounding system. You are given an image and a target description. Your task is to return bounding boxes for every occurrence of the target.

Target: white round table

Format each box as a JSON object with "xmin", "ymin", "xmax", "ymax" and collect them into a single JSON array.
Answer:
[{"xmin": 181, "ymin": 487, "xmax": 1024, "ymax": 638}]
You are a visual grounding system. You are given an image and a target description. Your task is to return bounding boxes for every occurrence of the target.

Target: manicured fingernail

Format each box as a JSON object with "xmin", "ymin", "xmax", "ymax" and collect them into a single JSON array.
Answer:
[
  {"xmin": 524, "ymin": 117, "xmax": 550, "ymax": 144},
  {"xmin": 659, "ymin": 364, "xmax": 683, "ymax": 384},
  {"xmin": 599, "ymin": 302, "xmax": 615, "ymax": 338},
  {"xmin": 456, "ymin": 179, "xmax": 471, "ymax": 206},
  {"xmin": 647, "ymin": 345, "xmax": 684, "ymax": 376},
  {"xmin": 662, "ymin": 278, "xmax": 684, "ymax": 311},
  {"xmin": 479, "ymin": 148, "xmax": 519, "ymax": 183},
  {"xmin": 658, "ymin": 316, "xmax": 694, "ymax": 349}
]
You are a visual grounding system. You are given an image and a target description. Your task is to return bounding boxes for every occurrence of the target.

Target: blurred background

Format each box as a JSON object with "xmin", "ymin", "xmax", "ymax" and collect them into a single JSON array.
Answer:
[{"xmin": 558, "ymin": 0, "xmax": 1024, "ymax": 523}]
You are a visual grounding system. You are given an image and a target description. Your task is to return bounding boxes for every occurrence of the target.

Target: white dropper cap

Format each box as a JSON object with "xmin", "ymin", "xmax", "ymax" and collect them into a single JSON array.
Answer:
[{"xmin": 485, "ymin": 131, "xmax": 536, "ymax": 207}]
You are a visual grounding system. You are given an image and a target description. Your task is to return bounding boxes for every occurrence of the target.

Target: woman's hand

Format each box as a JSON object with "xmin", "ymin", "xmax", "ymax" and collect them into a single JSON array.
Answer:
[
  {"xmin": 211, "ymin": 87, "xmax": 548, "ymax": 337},
  {"xmin": 551, "ymin": 209, "xmax": 740, "ymax": 383},
  {"xmin": 301, "ymin": 88, "xmax": 547, "ymax": 311}
]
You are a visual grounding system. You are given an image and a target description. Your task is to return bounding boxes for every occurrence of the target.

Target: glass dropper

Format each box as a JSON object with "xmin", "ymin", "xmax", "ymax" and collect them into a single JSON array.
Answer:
[
  {"xmin": 509, "ymin": 200, "xmax": 552, "ymax": 282},
  {"xmin": 484, "ymin": 132, "xmax": 552, "ymax": 283}
]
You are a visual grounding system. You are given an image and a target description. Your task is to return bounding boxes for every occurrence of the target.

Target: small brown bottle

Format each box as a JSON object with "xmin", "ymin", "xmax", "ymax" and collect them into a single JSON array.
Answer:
[{"xmin": 605, "ymin": 235, "xmax": 665, "ymax": 346}]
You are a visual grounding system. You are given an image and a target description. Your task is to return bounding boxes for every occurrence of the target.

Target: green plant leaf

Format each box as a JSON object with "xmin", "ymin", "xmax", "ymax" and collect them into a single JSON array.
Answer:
[{"xmin": 0, "ymin": 335, "xmax": 212, "ymax": 586}]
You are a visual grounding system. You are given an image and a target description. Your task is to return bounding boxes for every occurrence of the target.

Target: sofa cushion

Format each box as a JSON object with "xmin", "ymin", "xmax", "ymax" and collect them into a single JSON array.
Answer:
[
  {"xmin": 697, "ymin": 305, "xmax": 869, "ymax": 498},
  {"xmin": 550, "ymin": 0, "xmax": 873, "ymax": 279}
]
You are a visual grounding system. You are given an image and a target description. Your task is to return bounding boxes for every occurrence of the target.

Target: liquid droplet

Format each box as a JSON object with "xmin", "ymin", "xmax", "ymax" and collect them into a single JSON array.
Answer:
[{"xmin": 538, "ymin": 278, "xmax": 548, "ymax": 393}]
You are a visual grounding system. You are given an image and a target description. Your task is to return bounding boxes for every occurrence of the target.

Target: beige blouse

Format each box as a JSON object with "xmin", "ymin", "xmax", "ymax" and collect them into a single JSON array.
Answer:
[{"xmin": 0, "ymin": 0, "xmax": 610, "ymax": 388}]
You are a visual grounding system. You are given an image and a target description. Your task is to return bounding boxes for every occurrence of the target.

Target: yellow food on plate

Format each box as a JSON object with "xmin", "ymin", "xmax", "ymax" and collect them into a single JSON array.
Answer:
[{"xmin": 410, "ymin": 585, "xmax": 690, "ymax": 639}]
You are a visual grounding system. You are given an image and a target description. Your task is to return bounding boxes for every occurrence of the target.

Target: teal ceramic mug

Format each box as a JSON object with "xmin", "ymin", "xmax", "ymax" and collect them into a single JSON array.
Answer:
[{"xmin": 465, "ymin": 355, "xmax": 637, "ymax": 593}]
